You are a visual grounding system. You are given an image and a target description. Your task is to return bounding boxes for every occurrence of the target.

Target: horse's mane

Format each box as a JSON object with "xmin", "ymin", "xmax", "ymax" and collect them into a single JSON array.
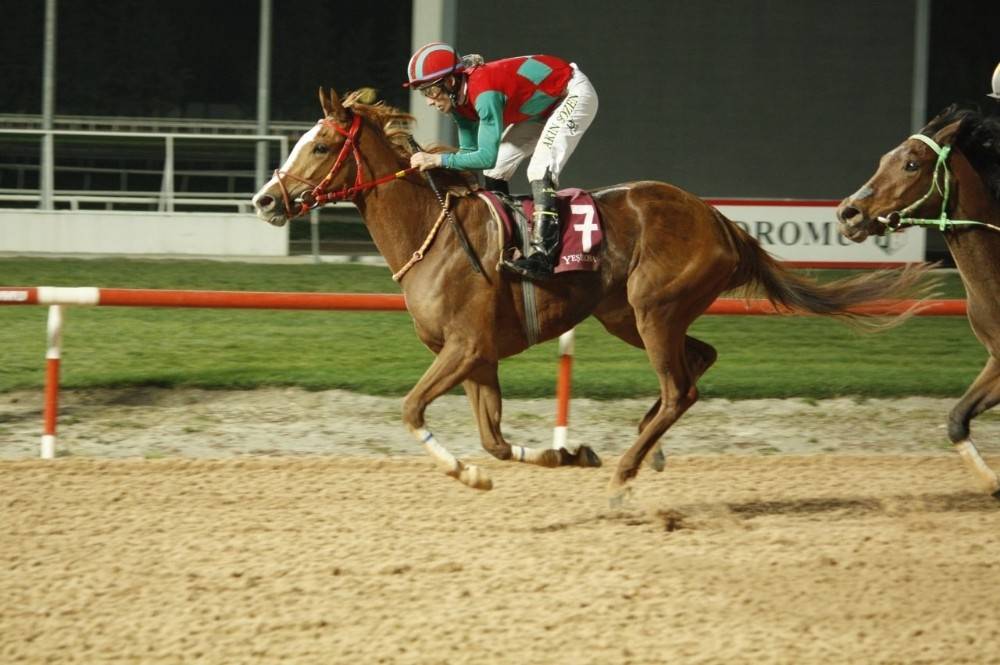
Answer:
[
  {"xmin": 341, "ymin": 88, "xmax": 479, "ymax": 195},
  {"xmin": 922, "ymin": 103, "xmax": 1000, "ymax": 203}
]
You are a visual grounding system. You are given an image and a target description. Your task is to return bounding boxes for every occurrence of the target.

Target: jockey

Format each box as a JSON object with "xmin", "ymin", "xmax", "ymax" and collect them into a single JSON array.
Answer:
[{"xmin": 405, "ymin": 42, "xmax": 599, "ymax": 281}]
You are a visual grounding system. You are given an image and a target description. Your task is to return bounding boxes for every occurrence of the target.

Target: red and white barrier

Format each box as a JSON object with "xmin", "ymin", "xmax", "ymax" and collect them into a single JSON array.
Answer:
[
  {"xmin": 41, "ymin": 305, "xmax": 62, "ymax": 459},
  {"xmin": 0, "ymin": 286, "xmax": 967, "ymax": 315},
  {"xmin": 0, "ymin": 286, "xmax": 969, "ymax": 458},
  {"xmin": 552, "ymin": 330, "xmax": 574, "ymax": 449},
  {"xmin": 0, "ymin": 287, "xmax": 407, "ymax": 311},
  {"xmin": 0, "ymin": 286, "xmax": 409, "ymax": 458}
]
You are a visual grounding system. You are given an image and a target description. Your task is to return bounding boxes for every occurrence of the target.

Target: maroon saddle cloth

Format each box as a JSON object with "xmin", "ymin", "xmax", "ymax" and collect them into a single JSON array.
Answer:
[{"xmin": 477, "ymin": 188, "xmax": 604, "ymax": 273}]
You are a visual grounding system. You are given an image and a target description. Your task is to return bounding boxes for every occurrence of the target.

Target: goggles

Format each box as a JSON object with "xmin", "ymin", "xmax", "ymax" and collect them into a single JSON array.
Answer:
[{"xmin": 418, "ymin": 80, "xmax": 448, "ymax": 99}]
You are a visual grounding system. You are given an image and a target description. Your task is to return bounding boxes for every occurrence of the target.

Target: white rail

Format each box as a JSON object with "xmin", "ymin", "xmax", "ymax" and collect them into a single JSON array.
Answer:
[{"xmin": 0, "ymin": 128, "xmax": 289, "ymax": 212}]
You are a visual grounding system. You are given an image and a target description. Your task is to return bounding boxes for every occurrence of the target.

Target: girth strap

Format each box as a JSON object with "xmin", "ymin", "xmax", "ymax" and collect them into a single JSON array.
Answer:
[{"xmin": 477, "ymin": 192, "xmax": 542, "ymax": 346}]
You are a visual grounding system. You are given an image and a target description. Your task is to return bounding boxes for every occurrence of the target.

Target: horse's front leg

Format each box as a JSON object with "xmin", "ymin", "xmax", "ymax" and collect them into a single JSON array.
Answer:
[
  {"xmin": 462, "ymin": 364, "xmax": 601, "ymax": 468},
  {"xmin": 403, "ymin": 344, "xmax": 494, "ymax": 490},
  {"xmin": 948, "ymin": 356, "xmax": 1000, "ymax": 497}
]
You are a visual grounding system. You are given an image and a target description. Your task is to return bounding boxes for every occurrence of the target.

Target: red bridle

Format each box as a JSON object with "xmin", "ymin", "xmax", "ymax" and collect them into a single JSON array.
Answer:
[{"xmin": 272, "ymin": 113, "xmax": 418, "ymax": 219}]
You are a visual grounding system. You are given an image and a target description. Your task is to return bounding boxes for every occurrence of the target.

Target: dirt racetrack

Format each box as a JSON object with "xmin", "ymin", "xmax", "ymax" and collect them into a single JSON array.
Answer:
[{"xmin": 3, "ymin": 389, "xmax": 1000, "ymax": 664}]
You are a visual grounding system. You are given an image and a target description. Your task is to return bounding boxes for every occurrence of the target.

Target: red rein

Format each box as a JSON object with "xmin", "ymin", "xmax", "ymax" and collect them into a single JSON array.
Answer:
[{"xmin": 273, "ymin": 113, "xmax": 419, "ymax": 219}]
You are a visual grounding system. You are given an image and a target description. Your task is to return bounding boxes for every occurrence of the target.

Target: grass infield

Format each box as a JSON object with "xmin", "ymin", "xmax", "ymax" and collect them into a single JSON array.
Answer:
[{"xmin": 0, "ymin": 257, "xmax": 984, "ymax": 399}]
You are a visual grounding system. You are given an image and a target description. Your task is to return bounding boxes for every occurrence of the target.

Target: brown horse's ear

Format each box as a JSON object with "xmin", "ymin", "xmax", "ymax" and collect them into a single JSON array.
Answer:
[
  {"xmin": 933, "ymin": 119, "xmax": 962, "ymax": 145},
  {"xmin": 318, "ymin": 86, "xmax": 348, "ymax": 122}
]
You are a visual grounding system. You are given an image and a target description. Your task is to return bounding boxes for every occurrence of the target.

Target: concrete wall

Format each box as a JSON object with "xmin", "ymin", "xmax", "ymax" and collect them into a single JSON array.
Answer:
[{"xmin": 0, "ymin": 210, "xmax": 288, "ymax": 256}]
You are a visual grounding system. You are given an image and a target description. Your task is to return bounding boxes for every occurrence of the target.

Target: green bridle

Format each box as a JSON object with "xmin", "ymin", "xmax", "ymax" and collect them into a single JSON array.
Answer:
[{"xmin": 888, "ymin": 134, "xmax": 988, "ymax": 233}]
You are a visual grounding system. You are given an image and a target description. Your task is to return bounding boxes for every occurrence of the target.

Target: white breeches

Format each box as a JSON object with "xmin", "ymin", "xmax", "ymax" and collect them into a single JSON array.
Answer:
[{"xmin": 482, "ymin": 64, "xmax": 599, "ymax": 186}]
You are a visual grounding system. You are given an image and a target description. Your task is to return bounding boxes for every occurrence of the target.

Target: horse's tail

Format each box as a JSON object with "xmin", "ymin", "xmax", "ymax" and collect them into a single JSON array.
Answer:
[{"xmin": 716, "ymin": 209, "xmax": 937, "ymax": 329}]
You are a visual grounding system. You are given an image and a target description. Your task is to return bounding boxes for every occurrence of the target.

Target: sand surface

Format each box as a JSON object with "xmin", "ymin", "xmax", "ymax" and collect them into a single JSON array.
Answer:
[
  {"xmin": 3, "ymin": 387, "xmax": 999, "ymax": 459},
  {"xmin": 2, "ymin": 388, "xmax": 1000, "ymax": 664}
]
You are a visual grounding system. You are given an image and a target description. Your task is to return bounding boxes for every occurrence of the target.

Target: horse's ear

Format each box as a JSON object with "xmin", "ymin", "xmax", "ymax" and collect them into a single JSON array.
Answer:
[
  {"xmin": 318, "ymin": 87, "xmax": 329, "ymax": 115},
  {"xmin": 933, "ymin": 119, "xmax": 963, "ymax": 145},
  {"xmin": 318, "ymin": 87, "xmax": 348, "ymax": 122}
]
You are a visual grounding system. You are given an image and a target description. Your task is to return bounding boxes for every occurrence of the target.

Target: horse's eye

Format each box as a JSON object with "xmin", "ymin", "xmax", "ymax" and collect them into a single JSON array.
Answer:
[
  {"xmin": 904, "ymin": 160, "xmax": 919, "ymax": 172},
  {"xmin": 313, "ymin": 144, "xmax": 330, "ymax": 155}
]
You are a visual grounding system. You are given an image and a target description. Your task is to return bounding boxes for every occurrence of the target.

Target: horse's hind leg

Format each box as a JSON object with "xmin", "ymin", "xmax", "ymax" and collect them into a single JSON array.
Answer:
[
  {"xmin": 633, "ymin": 337, "xmax": 716, "ymax": 471},
  {"xmin": 462, "ymin": 363, "xmax": 601, "ymax": 468},
  {"xmin": 637, "ymin": 336, "xmax": 717, "ymax": 434},
  {"xmin": 403, "ymin": 343, "xmax": 494, "ymax": 490},
  {"xmin": 609, "ymin": 311, "xmax": 702, "ymax": 501},
  {"xmin": 596, "ymin": 305, "xmax": 716, "ymax": 471},
  {"xmin": 947, "ymin": 356, "xmax": 1000, "ymax": 496}
]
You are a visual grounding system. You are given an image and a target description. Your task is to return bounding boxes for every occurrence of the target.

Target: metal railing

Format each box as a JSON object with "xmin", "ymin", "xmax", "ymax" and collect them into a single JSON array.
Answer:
[
  {"xmin": 0, "ymin": 128, "xmax": 290, "ymax": 212},
  {"xmin": 0, "ymin": 112, "xmax": 311, "ymax": 136},
  {"xmin": 0, "ymin": 188, "xmax": 256, "ymax": 213}
]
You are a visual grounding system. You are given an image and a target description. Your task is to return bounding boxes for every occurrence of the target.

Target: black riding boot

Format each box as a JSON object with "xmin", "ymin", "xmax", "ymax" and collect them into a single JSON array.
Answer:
[
  {"xmin": 483, "ymin": 176, "xmax": 510, "ymax": 196},
  {"xmin": 503, "ymin": 175, "xmax": 559, "ymax": 280}
]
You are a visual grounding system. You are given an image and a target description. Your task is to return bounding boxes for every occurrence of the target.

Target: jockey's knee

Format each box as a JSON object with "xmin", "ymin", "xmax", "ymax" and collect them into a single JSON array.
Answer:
[{"xmin": 483, "ymin": 176, "xmax": 510, "ymax": 195}]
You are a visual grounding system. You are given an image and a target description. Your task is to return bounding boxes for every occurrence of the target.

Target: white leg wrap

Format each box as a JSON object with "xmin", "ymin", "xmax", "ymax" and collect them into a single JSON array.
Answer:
[
  {"xmin": 413, "ymin": 427, "xmax": 459, "ymax": 473},
  {"xmin": 954, "ymin": 439, "xmax": 1000, "ymax": 494},
  {"xmin": 412, "ymin": 427, "xmax": 492, "ymax": 490},
  {"xmin": 510, "ymin": 445, "xmax": 552, "ymax": 464}
]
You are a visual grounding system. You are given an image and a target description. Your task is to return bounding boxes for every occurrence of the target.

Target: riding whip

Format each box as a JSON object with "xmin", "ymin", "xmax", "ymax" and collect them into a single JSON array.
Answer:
[{"xmin": 406, "ymin": 137, "xmax": 483, "ymax": 275}]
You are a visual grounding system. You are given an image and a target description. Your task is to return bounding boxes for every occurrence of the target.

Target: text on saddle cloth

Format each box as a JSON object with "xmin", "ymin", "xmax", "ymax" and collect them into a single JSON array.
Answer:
[{"xmin": 478, "ymin": 188, "xmax": 604, "ymax": 272}]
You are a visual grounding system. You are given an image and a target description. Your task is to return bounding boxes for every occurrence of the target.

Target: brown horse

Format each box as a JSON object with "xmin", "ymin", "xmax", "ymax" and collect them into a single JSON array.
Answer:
[
  {"xmin": 837, "ymin": 104, "xmax": 1000, "ymax": 498},
  {"xmin": 252, "ymin": 87, "xmax": 931, "ymax": 499}
]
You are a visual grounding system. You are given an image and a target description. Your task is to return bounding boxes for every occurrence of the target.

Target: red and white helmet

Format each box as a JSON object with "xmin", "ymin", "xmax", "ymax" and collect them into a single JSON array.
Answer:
[{"xmin": 405, "ymin": 42, "xmax": 464, "ymax": 88}]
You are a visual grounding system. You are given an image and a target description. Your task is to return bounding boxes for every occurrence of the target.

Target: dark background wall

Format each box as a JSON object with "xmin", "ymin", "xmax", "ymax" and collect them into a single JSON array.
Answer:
[
  {"xmin": 455, "ymin": 0, "xmax": 996, "ymax": 198},
  {"xmin": 2, "ymin": 0, "xmax": 997, "ymax": 200},
  {"xmin": 0, "ymin": 0, "xmax": 412, "ymax": 120},
  {"xmin": 928, "ymin": 0, "xmax": 998, "ymax": 114}
]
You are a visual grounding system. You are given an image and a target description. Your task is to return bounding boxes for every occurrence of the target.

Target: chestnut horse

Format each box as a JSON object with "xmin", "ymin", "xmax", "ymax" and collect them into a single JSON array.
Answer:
[
  {"xmin": 838, "ymin": 104, "xmax": 1000, "ymax": 498},
  {"xmin": 253, "ymin": 88, "xmax": 930, "ymax": 499}
]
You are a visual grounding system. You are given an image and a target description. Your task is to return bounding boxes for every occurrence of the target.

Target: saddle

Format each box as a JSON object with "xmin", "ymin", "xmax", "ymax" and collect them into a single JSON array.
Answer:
[{"xmin": 477, "ymin": 188, "xmax": 604, "ymax": 273}]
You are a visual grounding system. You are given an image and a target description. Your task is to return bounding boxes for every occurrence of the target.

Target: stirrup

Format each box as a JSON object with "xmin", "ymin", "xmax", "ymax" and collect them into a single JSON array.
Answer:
[{"xmin": 502, "ymin": 253, "xmax": 554, "ymax": 281}]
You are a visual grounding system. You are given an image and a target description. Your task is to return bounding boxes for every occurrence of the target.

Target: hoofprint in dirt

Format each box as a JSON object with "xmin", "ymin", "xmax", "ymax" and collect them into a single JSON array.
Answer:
[{"xmin": 2, "ymin": 387, "xmax": 999, "ymax": 459}]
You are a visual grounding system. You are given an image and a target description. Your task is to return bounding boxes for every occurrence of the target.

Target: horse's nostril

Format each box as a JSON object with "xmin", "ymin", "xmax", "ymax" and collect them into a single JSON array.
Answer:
[
  {"xmin": 838, "ymin": 206, "xmax": 860, "ymax": 224},
  {"xmin": 255, "ymin": 194, "xmax": 274, "ymax": 209}
]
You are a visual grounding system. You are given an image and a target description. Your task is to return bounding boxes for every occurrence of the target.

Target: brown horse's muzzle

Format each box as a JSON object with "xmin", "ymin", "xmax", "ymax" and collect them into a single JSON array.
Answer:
[
  {"xmin": 251, "ymin": 185, "xmax": 291, "ymax": 227},
  {"xmin": 836, "ymin": 199, "xmax": 872, "ymax": 242},
  {"xmin": 836, "ymin": 183, "xmax": 902, "ymax": 242}
]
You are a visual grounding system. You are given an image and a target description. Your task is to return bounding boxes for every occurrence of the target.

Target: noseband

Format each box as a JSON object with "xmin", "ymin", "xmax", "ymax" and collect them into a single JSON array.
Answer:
[{"xmin": 272, "ymin": 113, "xmax": 417, "ymax": 219}]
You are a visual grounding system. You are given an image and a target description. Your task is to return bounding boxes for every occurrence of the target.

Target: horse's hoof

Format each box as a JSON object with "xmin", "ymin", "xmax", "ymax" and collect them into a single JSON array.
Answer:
[
  {"xmin": 556, "ymin": 446, "xmax": 602, "ymax": 468},
  {"xmin": 576, "ymin": 445, "xmax": 602, "ymax": 468},
  {"xmin": 539, "ymin": 449, "xmax": 564, "ymax": 468},
  {"xmin": 452, "ymin": 464, "xmax": 493, "ymax": 490},
  {"xmin": 607, "ymin": 484, "xmax": 634, "ymax": 509},
  {"xmin": 647, "ymin": 449, "xmax": 666, "ymax": 472}
]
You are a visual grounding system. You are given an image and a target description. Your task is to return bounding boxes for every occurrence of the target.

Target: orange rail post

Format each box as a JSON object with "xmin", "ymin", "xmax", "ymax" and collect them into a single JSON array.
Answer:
[
  {"xmin": 41, "ymin": 305, "xmax": 62, "ymax": 459},
  {"xmin": 553, "ymin": 329, "xmax": 575, "ymax": 450}
]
